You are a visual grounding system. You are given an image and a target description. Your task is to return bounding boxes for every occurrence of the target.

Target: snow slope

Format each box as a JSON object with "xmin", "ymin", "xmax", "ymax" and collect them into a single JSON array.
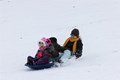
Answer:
[{"xmin": 0, "ymin": 0, "xmax": 120, "ymax": 80}]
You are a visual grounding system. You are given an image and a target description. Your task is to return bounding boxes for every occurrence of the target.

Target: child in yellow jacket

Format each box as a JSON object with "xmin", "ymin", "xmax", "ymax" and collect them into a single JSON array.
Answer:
[{"xmin": 63, "ymin": 28, "xmax": 83, "ymax": 59}]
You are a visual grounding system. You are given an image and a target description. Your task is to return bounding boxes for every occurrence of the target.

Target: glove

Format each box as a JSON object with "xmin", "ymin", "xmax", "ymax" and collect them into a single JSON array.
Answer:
[{"xmin": 75, "ymin": 53, "xmax": 82, "ymax": 59}]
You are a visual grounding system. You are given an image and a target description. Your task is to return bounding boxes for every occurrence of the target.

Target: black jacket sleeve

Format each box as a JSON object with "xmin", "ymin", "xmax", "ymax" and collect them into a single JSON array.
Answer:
[
  {"xmin": 75, "ymin": 39, "xmax": 83, "ymax": 58},
  {"xmin": 76, "ymin": 39, "xmax": 83, "ymax": 51},
  {"xmin": 55, "ymin": 44, "xmax": 67, "ymax": 53}
]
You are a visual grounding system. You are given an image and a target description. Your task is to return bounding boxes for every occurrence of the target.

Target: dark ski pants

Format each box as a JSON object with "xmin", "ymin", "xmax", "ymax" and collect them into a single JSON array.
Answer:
[{"xmin": 27, "ymin": 56, "xmax": 38, "ymax": 65}]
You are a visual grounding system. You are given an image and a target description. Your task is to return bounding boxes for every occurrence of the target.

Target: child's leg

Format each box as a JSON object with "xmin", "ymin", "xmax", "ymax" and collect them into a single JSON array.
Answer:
[
  {"xmin": 27, "ymin": 56, "xmax": 35, "ymax": 65},
  {"xmin": 60, "ymin": 50, "xmax": 71, "ymax": 62}
]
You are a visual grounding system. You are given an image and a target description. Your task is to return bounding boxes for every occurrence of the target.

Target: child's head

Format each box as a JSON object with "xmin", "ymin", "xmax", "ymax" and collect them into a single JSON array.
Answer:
[
  {"xmin": 38, "ymin": 37, "xmax": 51, "ymax": 49},
  {"xmin": 70, "ymin": 28, "xmax": 79, "ymax": 38},
  {"xmin": 50, "ymin": 37, "xmax": 57, "ymax": 43}
]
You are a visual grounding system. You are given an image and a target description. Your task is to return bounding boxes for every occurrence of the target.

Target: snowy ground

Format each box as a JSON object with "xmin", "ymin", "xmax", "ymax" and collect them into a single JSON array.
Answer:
[{"xmin": 0, "ymin": 0, "xmax": 120, "ymax": 80}]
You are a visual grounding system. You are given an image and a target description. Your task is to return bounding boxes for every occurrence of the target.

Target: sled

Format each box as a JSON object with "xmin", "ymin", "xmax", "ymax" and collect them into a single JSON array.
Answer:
[{"xmin": 25, "ymin": 62, "xmax": 54, "ymax": 70}]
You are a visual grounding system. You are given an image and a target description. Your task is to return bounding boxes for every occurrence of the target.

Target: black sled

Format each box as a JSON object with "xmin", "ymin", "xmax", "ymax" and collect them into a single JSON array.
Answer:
[{"xmin": 25, "ymin": 62, "xmax": 54, "ymax": 70}]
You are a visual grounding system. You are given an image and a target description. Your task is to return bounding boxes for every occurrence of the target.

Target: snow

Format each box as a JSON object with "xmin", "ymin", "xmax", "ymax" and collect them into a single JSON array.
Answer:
[{"xmin": 0, "ymin": 0, "xmax": 120, "ymax": 80}]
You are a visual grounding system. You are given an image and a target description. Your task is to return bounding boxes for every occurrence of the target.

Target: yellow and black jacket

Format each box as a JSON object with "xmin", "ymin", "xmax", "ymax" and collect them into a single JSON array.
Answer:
[{"xmin": 63, "ymin": 37, "xmax": 83, "ymax": 56}]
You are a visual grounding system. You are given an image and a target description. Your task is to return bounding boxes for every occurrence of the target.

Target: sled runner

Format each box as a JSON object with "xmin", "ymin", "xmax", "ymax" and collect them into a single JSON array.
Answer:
[{"xmin": 25, "ymin": 62, "xmax": 54, "ymax": 70}]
